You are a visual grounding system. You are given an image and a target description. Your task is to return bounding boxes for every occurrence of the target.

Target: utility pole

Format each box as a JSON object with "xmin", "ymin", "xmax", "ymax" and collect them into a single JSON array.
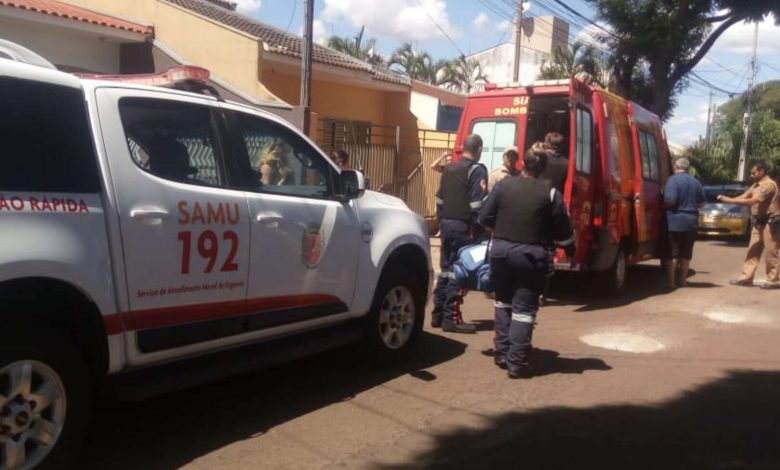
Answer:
[
  {"xmin": 300, "ymin": 0, "xmax": 314, "ymax": 136},
  {"xmin": 736, "ymin": 22, "xmax": 759, "ymax": 181},
  {"xmin": 705, "ymin": 90, "xmax": 713, "ymax": 158},
  {"xmin": 512, "ymin": 0, "xmax": 523, "ymax": 82}
]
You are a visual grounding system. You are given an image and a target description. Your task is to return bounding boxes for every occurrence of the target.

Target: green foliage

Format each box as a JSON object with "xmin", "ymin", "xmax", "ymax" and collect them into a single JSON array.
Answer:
[
  {"xmin": 388, "ymin": 43, "xmax": 447, "ymax": 84},
  {"xmin": 438, "ymin": 57, "xmax": 489, "ymax": 94},
  {"xmin": 687, "ymin": 81, "xmax": 780, "ymax": 182},
  {"xmin": 326, "ymin": 26, "xmax": 384, "ymax": 66},
  {"xmin": 587, "ymin": 0, "xmax": 780, "ymax": 120},
  {"xmin": 537, "ymin": 41, "xmax": 610, "ymax": 88}
]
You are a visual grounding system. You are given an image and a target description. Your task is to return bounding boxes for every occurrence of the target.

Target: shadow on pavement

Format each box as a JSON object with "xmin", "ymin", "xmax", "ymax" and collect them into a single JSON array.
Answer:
[
  {"xmin": 81, "ymin": 332, "xmax": 467, "ymax": 469},
  {"xmin": 544, "ymin": 264, "xmax": 719, "ymax": 312},
  {"xmin": 478, "ymin": 348, "xmax": 611, "ymax": 378},
  {"xmin": 377, "ymin": 370, "xmax": 780, "ymax": 469}
]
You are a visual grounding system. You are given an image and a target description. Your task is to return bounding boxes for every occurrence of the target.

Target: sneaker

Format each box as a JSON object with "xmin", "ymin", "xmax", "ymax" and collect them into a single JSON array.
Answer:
[
  {"xmin": 729, "ymin": 279, "xmax": 753, "ymax": 287},
  {"xmin": 441, "ymin": 321, "xmax": 477, "ymax": 334},
  {"xmin": 760, "ymin": 282, "xmax": 780, "ymax": 290}
]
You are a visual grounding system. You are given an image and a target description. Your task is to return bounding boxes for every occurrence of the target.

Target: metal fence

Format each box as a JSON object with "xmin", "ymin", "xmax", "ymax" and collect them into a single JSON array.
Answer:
[{"xmin": 316, "ymin": 119, "xmax": 455, "ymax": 218}]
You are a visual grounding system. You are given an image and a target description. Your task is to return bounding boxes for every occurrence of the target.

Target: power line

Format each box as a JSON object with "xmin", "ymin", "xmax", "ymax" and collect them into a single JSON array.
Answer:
[
  {"xmin": 551, "ymin": 0, "xmax": 614, "ymax": 37},
  {"xmin": 690, "ymin": 72, "xmax": 742, "ymax": 96},
  {"xmin": 414, "ymin": 0, "xmax": 465, "ymax": 57},
  {"xmin": 284, "ymin": 0, "xmax": 298, "ymax": 33}
]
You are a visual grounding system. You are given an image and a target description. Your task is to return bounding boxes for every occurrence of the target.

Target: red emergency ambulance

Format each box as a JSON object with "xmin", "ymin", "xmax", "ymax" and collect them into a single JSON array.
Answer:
[{"xmin": 454, "ymin": 79, "xmax": 671, "ymax": 294}]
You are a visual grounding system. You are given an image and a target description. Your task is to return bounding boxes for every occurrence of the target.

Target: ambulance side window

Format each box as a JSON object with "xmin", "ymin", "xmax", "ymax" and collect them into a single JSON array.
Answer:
[
  {"xmin": 118, "ymin": 98, "xmax": 224, "ymax": 187},
  {"xmin": 233, "ymin": 113, "xmax": 334, "ymax": 199},
  {"xmin": 638, "ymin": 130, "xmax": 659, "ymax": 181},
  {"xmin": 574, "ymin": 107, "xmax": 592, "ymax": 174}
]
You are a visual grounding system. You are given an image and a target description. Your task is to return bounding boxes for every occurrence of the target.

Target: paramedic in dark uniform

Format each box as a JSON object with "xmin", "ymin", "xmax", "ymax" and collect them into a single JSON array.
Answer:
[
  {"xmin": 479, "ymin": 147, "xmax": 574, "ymax": 378},
  {"xmin": 431, "ymin": 134, "xmax": 489, "ymax": 333}
]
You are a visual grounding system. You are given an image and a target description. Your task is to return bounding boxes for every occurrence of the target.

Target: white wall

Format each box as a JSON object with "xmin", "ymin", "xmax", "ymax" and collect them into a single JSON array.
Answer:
[
  {"xmin": 410, "ymin": 91, "xmax": 440, "ymax": 130},
  {"xmin": 0, "ymin": 16, "xmax": 121, "ymax": 72},
  {"xmin": 470, "ymin": 42, "xmax": 545, "ymax": 85}
]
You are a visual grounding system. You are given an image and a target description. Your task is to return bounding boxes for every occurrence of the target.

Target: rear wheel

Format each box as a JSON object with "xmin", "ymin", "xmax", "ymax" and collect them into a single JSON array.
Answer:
[
  {"xmin": 362, "ymin": 264, "xmax": 425, "ymax": 366},
  {"xmin": 597, "ymin": 244, "xmax": 627, "ymax": 297},
  {"xmin": 0, "ymin": 326, "xmax": 90, "ymax": 470}
]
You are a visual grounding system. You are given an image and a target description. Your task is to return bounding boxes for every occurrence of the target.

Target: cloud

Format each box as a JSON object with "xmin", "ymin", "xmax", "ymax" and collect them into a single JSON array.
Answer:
[
  {"xmin": 321, "ymin": 0, "xmax": 458, "ymax": 41},
  {"xmin": 712, "ymin": 14, "xmax": 779, "ymax": 56},
  {"xmin": 234, "ymin": 0, "xmax": 261, "ymax": 14},
  {"xmin": 573, "ymin": 22, "xmax": 611, "ymax": 51},
  {"xmin": 313, "ymin": 19, "xmax": 327, "ymax": 45},
  {"xmin": 497, "ymin": 19, "xmax": 512, "ymax": 32},
  {"xmin": 474, "ymin": 12, "xmax": 489, "ymax": 31}
]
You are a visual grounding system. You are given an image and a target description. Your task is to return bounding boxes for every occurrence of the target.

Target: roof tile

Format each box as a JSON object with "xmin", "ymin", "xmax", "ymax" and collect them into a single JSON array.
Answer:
[
  {"xmin": 0, "ymin": 0, "xmax": 152, "ymax": 35},
  {"xmin": 164, "ymin": 0, "xmax": 410, "ymax": 86}
]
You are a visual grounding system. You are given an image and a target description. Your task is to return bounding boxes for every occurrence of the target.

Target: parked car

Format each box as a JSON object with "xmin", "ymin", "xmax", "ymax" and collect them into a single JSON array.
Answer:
[
  {"xmin": 698, "ymin": 184, "xmax": 751, "ymax": 242},
  {"xmin": 453, "ymin": 79, "xmax": 671, "ymax": 295},
  {"xmin": 0, "ymin": 43, "xmax": 431, "ymax": 469}
]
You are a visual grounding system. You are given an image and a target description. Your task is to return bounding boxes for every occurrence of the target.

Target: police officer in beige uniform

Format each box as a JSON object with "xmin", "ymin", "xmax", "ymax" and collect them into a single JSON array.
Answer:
[{"xmin": 719, "ymin": 162, "xmax": 780, "ymax": 289}]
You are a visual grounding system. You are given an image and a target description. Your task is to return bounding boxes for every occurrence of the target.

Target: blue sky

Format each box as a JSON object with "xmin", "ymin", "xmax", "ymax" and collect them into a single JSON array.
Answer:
[{"xmin": 241, "ymin": 0, "xmax": 780, "ymax": 146}]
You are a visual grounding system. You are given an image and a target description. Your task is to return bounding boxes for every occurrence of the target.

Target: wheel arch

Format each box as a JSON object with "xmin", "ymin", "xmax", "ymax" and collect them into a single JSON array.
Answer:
[{"xmin": 0, "ymin": 277, "xmax": 110, "ymax": 380}]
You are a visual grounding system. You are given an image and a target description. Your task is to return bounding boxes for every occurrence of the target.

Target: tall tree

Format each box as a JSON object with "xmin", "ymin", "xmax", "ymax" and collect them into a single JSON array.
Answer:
[
  {"xmin": 587, "ymin": 0, "xmax": 780, "ymax": 120},
  {"xmin": 326, "ymin": 26, "xmax": 384, "ymax": 66},
  {"xmin": 537, "ymin": 41, "xmax": 610, "ymax": 87},
  {"xmin": 439, "ymin": 57, "xmax": 489, "ymax": 93},
  {"xmin": 388, "ymin": 43, "xmax": 446, "ymax": 84},
  {"xmin": 688, "ymin": 81, "xmax": 780, "ymax": 181}
]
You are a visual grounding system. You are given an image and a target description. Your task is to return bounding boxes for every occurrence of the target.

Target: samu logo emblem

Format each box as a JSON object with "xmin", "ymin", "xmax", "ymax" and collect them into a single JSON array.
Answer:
[{"xmin": 302, "ymin": 228, "xmax": 323, "ymax": 268}]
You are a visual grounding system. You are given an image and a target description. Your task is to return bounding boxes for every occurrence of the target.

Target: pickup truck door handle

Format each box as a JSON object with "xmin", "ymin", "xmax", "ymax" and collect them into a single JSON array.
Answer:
[
  {"xmin": 130, "ymin": 207, "xmax": 169, "ymax": 221},
  {"xmin": 256, "ymin": 212, "xmax": 283, "ymax": 223}
]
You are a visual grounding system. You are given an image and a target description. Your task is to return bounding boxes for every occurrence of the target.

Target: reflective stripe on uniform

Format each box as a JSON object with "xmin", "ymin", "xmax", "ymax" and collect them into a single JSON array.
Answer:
[
  {"xmin": 511, "ymin": 312, "xmax": 535, "ymax": 323},
  {"xmin": 438, "ymin": 271, "xmax": 456, "ymax": 279},
  {"xmin": 470, "ymin": 200, "xmax": 484, "ymax": 209},
  {"xmin": 494, "ymin": 301, "xmax": 512, "ymax": 309}
]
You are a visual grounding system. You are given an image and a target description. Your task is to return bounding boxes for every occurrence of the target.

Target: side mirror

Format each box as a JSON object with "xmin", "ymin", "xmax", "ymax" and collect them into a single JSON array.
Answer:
[{"xmin": 340, "ymin": 169, "xmax": 366, "ymax": 200}]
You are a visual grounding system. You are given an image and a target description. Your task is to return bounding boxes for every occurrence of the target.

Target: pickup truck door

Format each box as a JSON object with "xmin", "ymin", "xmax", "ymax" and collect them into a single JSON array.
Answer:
[
  {"xmin": 221, "ymin": 107, "xmax": 360, "ymax": 327},
  {"xmin": 95, "ymin": 88, "xmax": 251, "ymax": 365}
]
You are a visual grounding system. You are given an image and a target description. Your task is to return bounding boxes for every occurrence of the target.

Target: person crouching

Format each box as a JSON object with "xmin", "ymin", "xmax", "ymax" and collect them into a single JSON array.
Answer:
[{"xmin": 478, "ymin": 146, "xmax": 574, "ymax": 379}]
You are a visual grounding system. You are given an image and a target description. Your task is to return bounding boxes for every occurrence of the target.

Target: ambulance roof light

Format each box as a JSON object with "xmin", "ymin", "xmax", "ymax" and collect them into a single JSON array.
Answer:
[
  {"xmin": 482, "ymin": 79, "xmax": 572, "ymax": 91},
  {"xmin": 75, "ymin": 65, "xmax": 211, "ymax": 87}
]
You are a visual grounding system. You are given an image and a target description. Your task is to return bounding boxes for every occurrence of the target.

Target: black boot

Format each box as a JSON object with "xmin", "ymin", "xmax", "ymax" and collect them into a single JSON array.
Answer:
[
  {"xmin": 442, "ymin": 320, "xmax": 476, "ymax": 333},
  {"xmin": 507, "ymin": 364, "xmax": 533, "ymax": 379},
  {"xmin": 430, "ymin": 313, "xmax": 443, "ymax": 328}
]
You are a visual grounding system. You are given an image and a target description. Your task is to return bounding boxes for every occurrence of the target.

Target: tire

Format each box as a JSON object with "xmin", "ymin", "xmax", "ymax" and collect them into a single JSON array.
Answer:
[
  {"xmin": 362, "ymin": 264, "xmax": 425, "ymax": 366},
  {"xmin": 0, "ymin": 325, "xmax": 91, "ymax": 470},
  {"xmin": 596, "ymin": 244, "xmax": 627, "ymax": 297}
]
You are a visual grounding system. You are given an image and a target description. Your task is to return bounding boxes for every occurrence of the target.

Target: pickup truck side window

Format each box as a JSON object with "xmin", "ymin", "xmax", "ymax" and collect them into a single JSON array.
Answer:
[
  {"xmin": 234, "ymin": 113, "xmax": 334, "ymax": 199},
  {"xmin": 118, "ymin": 98, "xmax": 224, "ymax": 187},
  {"xmin": 0, "ymin": 77, "xmax": 100, "ymax": 193}
]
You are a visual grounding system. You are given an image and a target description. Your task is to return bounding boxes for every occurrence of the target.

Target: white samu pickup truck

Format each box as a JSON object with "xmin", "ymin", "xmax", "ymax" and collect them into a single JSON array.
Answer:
[{"xmin": 0, "ymin": 43, "xmax": 431, "ymax": 469}]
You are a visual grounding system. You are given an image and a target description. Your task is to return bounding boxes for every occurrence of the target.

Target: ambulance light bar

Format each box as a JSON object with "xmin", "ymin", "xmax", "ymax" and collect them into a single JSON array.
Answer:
[
  {"xmin": 75, "ymin": 65, "xmax": 210, "ymax": 88},
  {"xmin": 483, "ymin": 79, "xmax": 571, "ymax": 91}
]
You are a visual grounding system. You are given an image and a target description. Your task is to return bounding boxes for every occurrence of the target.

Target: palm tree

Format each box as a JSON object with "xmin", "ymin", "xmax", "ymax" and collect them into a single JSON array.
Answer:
[
  {"xmin": 538, "ymin": 41, "xmax": 610, "ymax": 88},
  {"xmin": 326, "ymin": 26, "xmax": 384, "ymax": 66},
  {"xmin": 439, "ymin": 57, "xmax": 489, "ymax": 94},
  {"xmin": 389, "ymin": 43, "xmax": 446, "ymax": 84}
]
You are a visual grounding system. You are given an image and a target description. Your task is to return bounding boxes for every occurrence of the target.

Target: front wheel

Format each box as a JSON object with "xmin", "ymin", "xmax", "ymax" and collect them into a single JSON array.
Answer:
[
  {"xmin": 362, "ymin": 265, "xmax": 425, "ymax": 366},
  {"xmin": 0, "ymin": 326, "xmax": 91, "ymax": 470}
]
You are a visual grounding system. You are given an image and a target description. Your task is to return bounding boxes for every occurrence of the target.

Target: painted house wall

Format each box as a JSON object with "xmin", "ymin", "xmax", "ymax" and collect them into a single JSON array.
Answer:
[
  {"xmin": 0, "ymin": 14, "xmax": 122, "ymax": 72},
  {"xmin": 63, "ymin": 0, "xmax": 279, "ymax": 102}
]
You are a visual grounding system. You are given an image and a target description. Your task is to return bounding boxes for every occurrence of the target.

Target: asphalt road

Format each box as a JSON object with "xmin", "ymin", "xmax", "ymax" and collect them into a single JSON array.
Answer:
[{"xmin": 82, "ymin": 238, "xmax": 780, "ymax": 469}]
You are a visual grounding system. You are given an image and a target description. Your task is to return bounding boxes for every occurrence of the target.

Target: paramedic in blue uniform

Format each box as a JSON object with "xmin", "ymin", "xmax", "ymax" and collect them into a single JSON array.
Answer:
[
  {"xmin": 479, "ymin": 146, "xmax": 574, "ymax": 378},
  {"xmin": 431, "ymin": 134, "xmax": 489, "ymax": 334}
]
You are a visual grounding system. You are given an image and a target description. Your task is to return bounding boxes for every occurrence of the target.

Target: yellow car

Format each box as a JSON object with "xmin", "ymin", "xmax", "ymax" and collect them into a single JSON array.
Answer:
[{"xmin": 698, "ymin": 185, "xmax": 751, "ymax": 241}]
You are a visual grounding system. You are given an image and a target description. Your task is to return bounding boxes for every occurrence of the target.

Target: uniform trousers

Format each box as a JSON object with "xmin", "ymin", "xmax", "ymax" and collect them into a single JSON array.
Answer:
[
  {"xmin": 490, "ymin": 242, "xmax": 548, "ymax": 369},
  {"xmin": 432, "ymin": 219, "xmax": 473, "ymax": 324},
  {"xmin": 739, "ymin": 222, "xmax": 779, "ymax": 284}
]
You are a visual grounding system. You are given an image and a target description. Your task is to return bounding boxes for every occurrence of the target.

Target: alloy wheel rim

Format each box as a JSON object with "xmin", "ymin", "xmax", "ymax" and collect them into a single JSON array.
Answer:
[
  {"xmin": 378, "ymin": 286, "xmax": 416, "ymax": 350},
  {"xmin": 0, "ymin": 361, "xmax": 66, "ymax": 470}
]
